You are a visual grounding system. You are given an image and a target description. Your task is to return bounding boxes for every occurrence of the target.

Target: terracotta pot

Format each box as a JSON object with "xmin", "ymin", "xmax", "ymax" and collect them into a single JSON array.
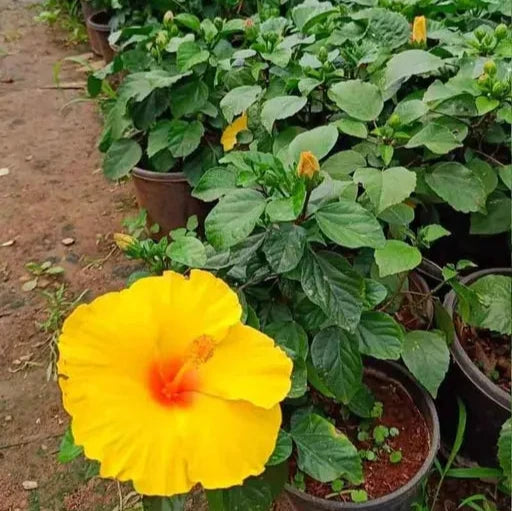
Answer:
[
  {"xmin": 86, "ymin": 11, "xmax": 114, "ymax": 62},
  {"xmin": 80, "ymin": 1, "xmax": 102, "ymax": 56},
  {"xmin": 437, "ymin": 268, "xmax": 511, "ymax": 467},
  {"xmin": 285, "ymin": 359, "xmax": 440, "ymax": 511},
  {"xmin": 132, "ymin": 167, "xmax": 211, "ymax": 237}
]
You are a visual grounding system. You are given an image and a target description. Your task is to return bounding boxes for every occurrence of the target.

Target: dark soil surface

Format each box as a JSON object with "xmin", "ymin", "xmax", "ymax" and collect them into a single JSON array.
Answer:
[
  {"xmin": 296, "ymin": 373, "xmax": 430, "ymax": 501},
  {"xmin": 456, "ymin": 316, "xmax": 511, "ymax": 394}
]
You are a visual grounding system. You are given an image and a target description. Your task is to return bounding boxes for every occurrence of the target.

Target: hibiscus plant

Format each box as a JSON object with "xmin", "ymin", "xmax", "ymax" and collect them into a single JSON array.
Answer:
[{"xmin": 59, "ymin": 0, "xmax": 512, "ymax": 507}]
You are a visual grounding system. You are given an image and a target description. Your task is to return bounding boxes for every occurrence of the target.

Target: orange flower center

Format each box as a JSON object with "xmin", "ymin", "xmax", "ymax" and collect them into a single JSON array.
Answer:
[{"xmin": 148, "ymin": 336, "xmax": 215, "ymax": 408}]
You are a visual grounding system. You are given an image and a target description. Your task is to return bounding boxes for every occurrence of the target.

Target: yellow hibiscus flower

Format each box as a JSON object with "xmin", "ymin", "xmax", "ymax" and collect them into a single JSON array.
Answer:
[
  {"xmin": 297, "ymin": 151, "xmax": 320, "ymax": 179},
  {"xmin": 412, "ymin": 16, "xmax": 427, "ymax": 44},
  {"xmin": 221, "ymin": 112, "xmax": 248, "ymax": 151},
  {"xmin": 58, "ymin": 270, "xmax": 292, "ymax": 496}
]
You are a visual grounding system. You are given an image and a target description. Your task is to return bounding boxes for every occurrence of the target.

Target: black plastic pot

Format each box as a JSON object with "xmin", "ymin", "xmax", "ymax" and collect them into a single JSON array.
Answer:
[
  {"xmin": 437, "ymin": 268, "xmax": 511, "ymax": 467},
  {"xmin": 285, "ymin": 359, "xmax": 440, "ymax": 511},
  {"xmin": 86, "ymin": 11, "xmax": 114, "ymax": 62},
  {"xmin": 132, "ymin": 167, "xmax": 211, "ymax": 237}
]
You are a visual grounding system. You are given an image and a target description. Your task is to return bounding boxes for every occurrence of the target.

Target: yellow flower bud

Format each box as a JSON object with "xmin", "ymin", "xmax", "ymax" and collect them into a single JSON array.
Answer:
[
  {"xmin": 114, "ymin": 233, "xmax": 136, "ymax": 251},
  {"xmin": 163, "ymin": 10, "xmax": 174, "ymax": 26},
  {"xmin": 297, "ymin": 151, "xmax": 320, "ymax": 179},
  {"xmin": 412, "ymin": 16, "xmax": 427, "ymax": 44}
]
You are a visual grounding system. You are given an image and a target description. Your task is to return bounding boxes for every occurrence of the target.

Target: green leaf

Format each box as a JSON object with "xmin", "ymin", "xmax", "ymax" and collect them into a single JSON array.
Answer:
[
  {"xmin": 315, "ymin": 200, "xmax": 385, "ymax": 249},
  {"xmin": 348, "ymin": 384, "xmax": 376, "ymax": 418},
  {"xmin": 103, "ymin": 139, "xmax": 142, "ymax": 180},
  {"xmin": 263, "ymin": 224, "xmax": 307, "ymax": 274},
  {"xmin": 147, "ymin": 121, "xmax": 171, "ymax": 158},
  {"xmin": 174, "ymin": 13, "xmax": 201, "ymax": 32},
  {"xmin": 206, "ymin": 477, "xmax": 273, "ymax": 511},
  {"xmin": 264, "ymin": 321, "xmax": 309, "ymax": 361},
  {"xmin": 328, "ymin": 80, "xmax": 383, "ymax": 121},
  {"xmin": 290, "ymin": 414, "xmax": 363, "ymax": 484},
  {"xmin": 499, "ymin": 165, "xmax": 512, "ymax": 190},
  {"xmin": 170, "ymin": 79, "xmax": 209, "ymax": 119},
  {"xmin": 142, "ymin": 496, "xmax": 186, "ymax": 511},
  {"xmin": 353, "ymin": 167, "xmax": 416, "ymax": 214},
  {"xmin": 58, "ymin": 427, "xmax": 83, "ymax": 463},
  {"xmin": 461, "ymin": 275, "xmax": 512, "ymax": 335},
  {"xmin": 335, "ymin": 118, "xmax": 368, "ymax": 139},
  {"xmin": 434, "ymin": 301, "xmax": 455, "ymax": 345},
  {"xmin": 405, "ymin": 123, "xmax": 461, "ymax": 154},
  {"xmin": 467, "ymin": 158, "xmax": 498, "ymax": 196},
  {"xmin": 292, "ymin": 0, "xmax": 337, "ymax": 31},
  {"xmin": 298, "ymin": 77, "xmax": 322, "ymax": 96},
  {"xmin": 362, "ymin": 8, "xmax": 410, "ymax": 49},
  {"xmin": 289, "ymin": 359, "xmax": 308, "ymax": 398},
  {"xmin": 374, "ymin": 240, "xmax": 422, "ymax": 277},
  {"xmin": 385, "ymin": 50, "xmax": 444, "ymax": 88},
  {"xmin": 261, "ymin": 96, "xmax": 307, "ymax": 133},
  {"xmin": 132, "ymin": 89, "xmax": 169, "ymax": 130},
  {"xmin": 118, "ymin": 70, "xmax": 190, "ymax": 102},
  {"xmin": 265, "ymin": 182, "xmax": 306, "ymax": 222},
  {"xmin": 321, "ymin": 150, "xmax": 366, "ymax": 179},
  {"xmin": 362, "ymin": 279, "xmax": 388, "ymax": 309},
  {"xmin": 402, "ymin": 330, "xmax": 449, "ymax": 397},
  {"xmin": 176, "ymin": 41, "xmax": 209, "ymax": 72},
  {"xmin": 498, "ymin": 419, "xmax": 512, "ymax": 486},
  {"xmin": 418, "ymin": 224, "xmax": 451, "ymax": 245},
  {"xmin": 425, "ymin": 162, "xmax": 487, "ymax": 213},
  {"xmin": 355, "ymin": 311, "xmax": 403, "ymax": 360},
  {"xmin": 168, "ymin": 120, "xmax": 204, "ymax": 158},
  {"xmin": 300, "ymin": 251, "xmax": 363, "ymax": 332},
  {"xmin": 220, "ymin": 85, "xmax": 262, "ymax": 123},
  {"xmin": 393, "ymin": 99, "xmax": 428, "ymax": 125},
  {"xmin": 470, "ymin": 193, "xmax": 512, "ymax": 235},
  {"xmin": 192, "ymin": 166, "xmax": 237, "ymax": 202},
  {"xmin": 475, "ymin": 96, "xmax": 500, "ymax": 116},
  {"xmin": 311, "ymin": 326, "xmax": 363, "ymax": 404},
  {"xmin": 289, "ymin": 125, "xmax": 339, "ymax": 162},
  {"xmin": 378, "ymin": 203, "xmax": 414, "ymax": 225},
  {"xmin": 166, "ymin": 237, "xmax": 206, "ymax": 267},
  {"xmin": 267, "ymin": 430, "xmax": 293, "ymax": 466},
  {"xmin": 205, "ymin": 190, "xmax": 266, "ymax": 250}
]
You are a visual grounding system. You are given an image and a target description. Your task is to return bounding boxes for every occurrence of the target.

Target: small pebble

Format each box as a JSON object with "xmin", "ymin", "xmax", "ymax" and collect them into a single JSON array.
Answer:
[
  {"xmin": 61, "ymin": 237, "xmax": 75, "ymax": 246},
  {"xmin": 1, "ymin": 240, "xmax": 15, "ymax": 247},
  {"xmin": 35, "ymin": 418, "xmax": 41, "ymax": 425},
  {"xmin": 0, "ymin": 168, "xmax": 9, "ymax": 177},
  {"xmin": 22, "ymin": 481, "xmax": 38, "ymax": 490},
  {"xmin": 4, "ymin": 415, "xmax": 12, "ymax": 422}
]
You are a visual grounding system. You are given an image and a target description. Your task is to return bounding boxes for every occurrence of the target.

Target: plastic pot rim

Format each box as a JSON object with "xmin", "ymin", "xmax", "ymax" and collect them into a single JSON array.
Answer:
[{"xmin": 443, "ymin": 267, "xmax": 511, "ymax": 411}]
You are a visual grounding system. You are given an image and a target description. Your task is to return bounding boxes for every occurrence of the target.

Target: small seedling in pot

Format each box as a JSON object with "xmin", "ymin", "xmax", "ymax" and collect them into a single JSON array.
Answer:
[
  {"xmin": 371, "ymin": 401, "xmax": 384, "ymax": 419},
  {"xmin": 389, "ymin": 450, "xmax": 402, "ymax": 464},
  {"xmin": 373, "ymin": 425, "xmax": 390, "ymax": 445},
  {"xmin": 331, "ymin": 479, "xmax": 344, "ymax": 492},
  {"xmin": 22, "ymin": 260, "xmax": 65, "ymax": 291}
]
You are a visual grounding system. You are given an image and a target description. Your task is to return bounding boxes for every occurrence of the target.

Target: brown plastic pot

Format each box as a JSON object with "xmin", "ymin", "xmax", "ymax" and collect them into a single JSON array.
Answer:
[
  {"xmin": 437, "ymin": 268, "xmax": 511, "ymax": 467},
  {"xmin": 80, "ymin": 1, "xmax": 102, "ymax": 56},
  {"xmin": 285, "ymin": 359, "xmax": 440, "ymax": 511},
  {"xmin": 132, "ymin": 167, "xmax": 211, "ymax": 236},
  {"xmin": 86, "ymin": 11, "xmax": 114, "ymax": 62}
]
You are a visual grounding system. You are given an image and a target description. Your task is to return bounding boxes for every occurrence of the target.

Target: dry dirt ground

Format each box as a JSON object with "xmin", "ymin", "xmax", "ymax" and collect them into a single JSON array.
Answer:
[
  {"xmin": 1, "ymin": 1, "xmax": 138, "ymax": 509},
  {"xmin": 0, "ymin": 2, "xmax": 509, "ymax": 511}
]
